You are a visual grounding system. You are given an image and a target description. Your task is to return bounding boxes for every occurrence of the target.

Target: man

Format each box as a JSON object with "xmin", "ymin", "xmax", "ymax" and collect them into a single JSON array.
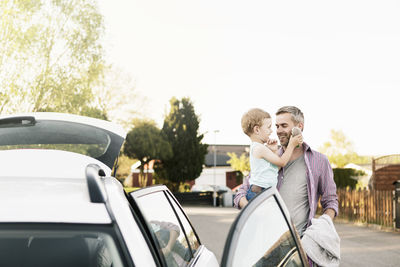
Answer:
[{"xmin": 234, "ymin": 106, "xmax": 338, "ymax": 237}]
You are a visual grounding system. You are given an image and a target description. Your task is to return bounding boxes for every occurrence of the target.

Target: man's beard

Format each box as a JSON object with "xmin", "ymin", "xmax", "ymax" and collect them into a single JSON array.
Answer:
[{"xmin": 278, "ymin": 132, "xmax": 290, "ymax": 147}]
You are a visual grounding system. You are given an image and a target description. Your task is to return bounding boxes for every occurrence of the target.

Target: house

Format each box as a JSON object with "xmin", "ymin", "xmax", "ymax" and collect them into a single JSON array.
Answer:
[
  {"xmin": 127, "ymin": 144, "xmax": 250, "ymax": 189},
  {"xmin": 126, "ymin": 160, "xmax": 155, "ymax": 187},
  {"xmin": 370, "ymin": 154, "xmax": 400, "ymax": 190},
  {"xmin": 194, "ymin": 144, "xmax": 249, "ymax": 189}
]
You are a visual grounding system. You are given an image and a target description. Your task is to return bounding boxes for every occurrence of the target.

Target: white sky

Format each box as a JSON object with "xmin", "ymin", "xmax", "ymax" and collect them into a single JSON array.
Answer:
[{"xmin": 99, "ymin": 0, "xmax": 400, "ymax": 157}]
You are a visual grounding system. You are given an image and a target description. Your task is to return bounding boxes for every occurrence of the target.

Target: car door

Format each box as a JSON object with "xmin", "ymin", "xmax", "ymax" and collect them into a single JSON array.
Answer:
[
  {"xmin": 129, "ymin": 185, "xmax": 219, "ymax": 267},
  {"xmin": 221, "ymin": 187, "xmax": 308, "ymax": 267}
]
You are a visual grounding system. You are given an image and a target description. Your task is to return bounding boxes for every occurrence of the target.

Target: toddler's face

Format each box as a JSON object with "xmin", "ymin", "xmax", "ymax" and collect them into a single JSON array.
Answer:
[{"xmin": 259, "ymin": 118, "xmax": 272, "ymax": 142}]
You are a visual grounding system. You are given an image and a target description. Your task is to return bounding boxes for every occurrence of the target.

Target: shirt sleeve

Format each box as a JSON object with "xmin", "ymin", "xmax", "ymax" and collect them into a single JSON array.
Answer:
[
  {"xmin": 233, "ymin": 175, "xmax": 250, "ymax": 209},
  {"xmin": 318, "ymin": 155, "xmax": 339, "ymax": 217}
]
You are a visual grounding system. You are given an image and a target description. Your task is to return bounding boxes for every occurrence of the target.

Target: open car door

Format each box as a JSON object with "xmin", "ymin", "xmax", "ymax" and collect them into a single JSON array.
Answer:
[{"xmin": 221, "ymin": 187, "xmax": 309, "ymax": 267}]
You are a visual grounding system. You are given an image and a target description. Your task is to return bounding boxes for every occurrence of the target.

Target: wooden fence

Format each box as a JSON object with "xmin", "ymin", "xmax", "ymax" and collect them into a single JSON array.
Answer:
[{"xmin": 319, "ymin": 188, "xmax": 395, "ymax": 228}]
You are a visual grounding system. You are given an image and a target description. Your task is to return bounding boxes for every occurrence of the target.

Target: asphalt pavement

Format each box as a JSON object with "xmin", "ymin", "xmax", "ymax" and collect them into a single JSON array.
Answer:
[{"xmin": 184, "ymin": 206, "xmax": 400, "ymax": 267}]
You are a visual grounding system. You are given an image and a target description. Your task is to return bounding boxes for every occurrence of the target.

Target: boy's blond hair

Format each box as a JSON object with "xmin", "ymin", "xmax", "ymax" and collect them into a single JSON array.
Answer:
[{"xmin": 241, "ymin": 108, "xmax": 271, "ymax": 136}]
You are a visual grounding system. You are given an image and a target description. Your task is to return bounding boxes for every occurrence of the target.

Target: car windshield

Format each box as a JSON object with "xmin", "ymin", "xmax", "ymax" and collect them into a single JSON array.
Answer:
[
  {"xmin": 0, "ymin": 119, "xmax": 111, "ymax": 158},
  {"xmin": 0, "ymin": 223, "xmax": 128, "ymax": 267}
]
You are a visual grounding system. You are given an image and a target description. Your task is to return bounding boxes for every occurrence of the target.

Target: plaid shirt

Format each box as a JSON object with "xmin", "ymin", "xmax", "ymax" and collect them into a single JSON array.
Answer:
[{"xmin": 233, "ymin": 142, "xmax": 338, "ymax": 226}]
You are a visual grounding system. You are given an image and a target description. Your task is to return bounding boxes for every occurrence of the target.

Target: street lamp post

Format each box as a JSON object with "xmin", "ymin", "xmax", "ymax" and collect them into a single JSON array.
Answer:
[{"xmin": 213, "ymin": 130, "xmax": 219, "ymax": 207}]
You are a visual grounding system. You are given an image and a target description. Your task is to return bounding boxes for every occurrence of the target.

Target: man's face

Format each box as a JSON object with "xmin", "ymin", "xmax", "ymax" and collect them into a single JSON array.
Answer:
[{"xmin": 275, "ymin": 113, "xmax": 298, "ymax": 147}]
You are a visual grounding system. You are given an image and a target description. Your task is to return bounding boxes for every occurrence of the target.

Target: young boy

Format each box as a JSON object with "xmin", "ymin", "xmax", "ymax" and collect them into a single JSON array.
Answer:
[{"xmin": 241, "ymin": 108, "xmax": 302, "ymax": 200}]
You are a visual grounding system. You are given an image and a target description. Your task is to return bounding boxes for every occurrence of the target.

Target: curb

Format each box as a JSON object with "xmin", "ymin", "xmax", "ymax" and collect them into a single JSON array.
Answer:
[{"xmin": 334, "ymin": 218, "xmax": 400, "ymax": 233}]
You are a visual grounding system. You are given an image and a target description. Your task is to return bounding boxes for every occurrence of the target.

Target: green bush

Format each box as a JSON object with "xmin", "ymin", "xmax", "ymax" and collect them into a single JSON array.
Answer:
[
  {"xmin": 333, "ymin": 168, "xmax": 365, "ymax": 189},
  {"xmin": 124, "ymin": 187, "xmax": 140, "ymax": 193}
]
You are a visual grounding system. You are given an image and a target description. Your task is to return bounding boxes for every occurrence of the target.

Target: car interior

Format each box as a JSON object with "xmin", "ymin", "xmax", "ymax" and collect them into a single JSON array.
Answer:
[{"xmin": 0, "ymin": 235, "xmax": 116, "ymax": 267}]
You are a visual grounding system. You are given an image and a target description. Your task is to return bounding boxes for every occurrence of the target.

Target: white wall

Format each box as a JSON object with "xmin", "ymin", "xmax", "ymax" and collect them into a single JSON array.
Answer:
[{"xmin": 195, "ymin": 167, "xmax": 232, "ymax": 186}]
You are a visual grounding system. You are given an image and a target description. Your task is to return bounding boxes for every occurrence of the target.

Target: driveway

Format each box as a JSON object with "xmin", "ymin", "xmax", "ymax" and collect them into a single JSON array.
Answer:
[{"xmin": 184, "ymin": 206, "xmax": 400, "ymax": 266}]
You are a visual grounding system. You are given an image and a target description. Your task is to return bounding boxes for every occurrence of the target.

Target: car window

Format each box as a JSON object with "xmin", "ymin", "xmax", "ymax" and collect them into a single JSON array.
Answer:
[
  {"xmin": 223, "ymin": 195, "xmax": 304, "ymax": 267},
  {"xmin": 165, "ymin": 192, "xmax": 200, "ymax": 254},
  {"xmin": 0, "ymin": 224, "xmax": 128, "ymax": 267},
  {"xmin": 0, "ymin": 116, "xmax": 125, "ymax": 169},
  {"xmin": 0, "ymin": 120, "xmax": 111, "ymax": 157},
  {"xmin": 134, "ymin": 191, "xmax": 193, "ymax": 267}
]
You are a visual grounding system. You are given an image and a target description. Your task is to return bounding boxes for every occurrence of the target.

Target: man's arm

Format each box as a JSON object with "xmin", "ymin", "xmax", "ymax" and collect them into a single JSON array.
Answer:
[
  {"xmin": 318, "ymin": 156, "xmax": 339, "ymax": 218},
  {"xmin": 324, "ymin": 208, "xmax": 336, "ymax": 220},
  {"xmin": 233, "ymin": 175, "xmax": 250, "ymax": 209}
]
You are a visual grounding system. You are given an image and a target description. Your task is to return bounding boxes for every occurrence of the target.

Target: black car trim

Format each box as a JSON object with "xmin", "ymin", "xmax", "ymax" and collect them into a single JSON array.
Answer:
[
  {"xmin": 86, "ymin": 164, "xmax": 107, "ymax": 204},
  {"xmin": 277, "ymin": 247, "xmax": 298, "ymax": 266},
  {"xmin": 0, "ymin": 116, "xmax": 36, "ymax": 127},
  {"xmin": 110, "ymin": 222, "xmax": 136, "ymax": 267},
  {"xmin": 125, "ymin": 191, "xmax": 165, "ymax": 267},
  {"xmin": 165, "ymin": 190, "xmax": 202, "ymax": 245},
  {"xmin": 189, "ymin": 244, "xmax": 205, "ymax": 266},
  {"xmin": 162, "ymin": 190, "xmax": 195, "ymax": 259},
  {"xmin": 273, "ymin": 191, "xmax": 309, "ymax": 266},
  {"xmin": 84, "ymin": 172, "xmax": 140, "ymax": 267},
  {"xmin": 131, "ymin": 185, "xmax": 204, "ymax": 262}
]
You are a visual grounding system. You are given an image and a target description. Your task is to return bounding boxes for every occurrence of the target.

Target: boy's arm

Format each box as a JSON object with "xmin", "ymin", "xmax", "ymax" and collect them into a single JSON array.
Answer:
[
  {"xmin": 256, "ymin": 143, "xmax": 295, "ymax": 167},
  {"xmin": 162, "ymin": 228, "xmax": 179, "ymax": 255},
  {"xmin": 256, "ymin": 135, "xmax": 302, "ymax": 167},
  {"xmin": 266, "ymin": 139, "xmax": 279, "ymax": 153}
]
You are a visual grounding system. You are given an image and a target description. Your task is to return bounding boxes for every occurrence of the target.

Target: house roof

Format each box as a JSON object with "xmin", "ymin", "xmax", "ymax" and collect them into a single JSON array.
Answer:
[{"xmin": 204, "ymin": 144, "xmax": 249, "ymax": 167}]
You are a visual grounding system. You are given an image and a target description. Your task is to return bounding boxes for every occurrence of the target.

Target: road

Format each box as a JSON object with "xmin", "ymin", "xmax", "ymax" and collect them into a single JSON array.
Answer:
[{"xmin": 184, "ymin": 206, "xmax": 400, "ymax": 267}]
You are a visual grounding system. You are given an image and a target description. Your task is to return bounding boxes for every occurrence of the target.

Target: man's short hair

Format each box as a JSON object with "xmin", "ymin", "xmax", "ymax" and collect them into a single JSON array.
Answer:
[
  {"xmin": 276, "ymin": 106, "xmax": 304, "ymax": 124},
  {"xmin": 241, "ymin": 108, "xmax": 271, "ymax": 136}
]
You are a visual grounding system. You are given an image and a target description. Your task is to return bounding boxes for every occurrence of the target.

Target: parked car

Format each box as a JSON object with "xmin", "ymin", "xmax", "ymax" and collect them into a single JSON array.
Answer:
[
  {"xmin": 0, "ymin": 113, "xmax": 308, "ymax": 267},
  {"xmin": 190, "ymin": 184, "xmax": 234, "ymax": 207},
  {"xmin": 190, "ymin": 184, "xmax": 215, "ymax": 192}
]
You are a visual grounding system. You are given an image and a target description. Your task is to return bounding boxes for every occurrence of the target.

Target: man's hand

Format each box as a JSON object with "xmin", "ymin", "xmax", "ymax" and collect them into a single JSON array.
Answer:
[
  {"xmin": 239, "ymin": 197, "xmax": 249, "ymax": 209},
  {"xmin": 324, "ymin": 208, "xmax": 336, "ymax": 220}
]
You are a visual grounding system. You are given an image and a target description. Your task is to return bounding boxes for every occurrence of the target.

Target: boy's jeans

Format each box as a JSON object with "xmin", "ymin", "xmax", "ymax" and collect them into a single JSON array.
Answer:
[{"xmin": 246, "ymin": 184, "xmax": 266, "ymax": 200}]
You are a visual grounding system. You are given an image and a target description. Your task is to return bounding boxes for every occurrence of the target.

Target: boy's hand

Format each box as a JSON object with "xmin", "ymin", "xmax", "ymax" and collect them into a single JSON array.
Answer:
[
  {"xmin": 265, "ymin": 138, "xmax": 278, "ymax": 152},
  {"xmin": 288, "ymin": 134, "xmax": 303, "ymax": 148}
]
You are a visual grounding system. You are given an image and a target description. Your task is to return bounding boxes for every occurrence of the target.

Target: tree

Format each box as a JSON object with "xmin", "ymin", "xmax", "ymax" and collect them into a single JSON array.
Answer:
[
  {"xmin": 1, "ymin": 1, "xmax": 144, "ymax": 123},
  {"xmin": 92, "ymin": 66, "xmax": 147, "ymax": 128},
  {"xmin": 123, "ymin": 120, "xmax": 172, "ymax": 187},
  {"xmin": 227, "ymin": 152, "xmax": 250, "ymax": 177},
  {"xmin": 156, "ymin": 97, "xmax": 208, "ymax": 192},
  {"xmin": 332, "ymin": 168, "xmax": 365, "ymax": 190},
  {"xmin": 0, "ymin": 0, "xmax": 105, "ymax": 115},
  {"xmin": 319, "ymin": 129, "xmax": 371, "ymax": 168}
]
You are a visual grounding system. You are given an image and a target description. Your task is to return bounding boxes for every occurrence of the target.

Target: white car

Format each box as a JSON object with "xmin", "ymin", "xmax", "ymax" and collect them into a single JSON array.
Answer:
[{"xmin": 0, "ymin": 113, "xmax": 308, "ymax": 267}]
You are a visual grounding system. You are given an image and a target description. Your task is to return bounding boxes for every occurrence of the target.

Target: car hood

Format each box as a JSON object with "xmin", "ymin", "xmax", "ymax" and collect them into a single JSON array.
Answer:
[{"xmin": 0, "ymin": 113, "xmax": 126, "ymax": 169}]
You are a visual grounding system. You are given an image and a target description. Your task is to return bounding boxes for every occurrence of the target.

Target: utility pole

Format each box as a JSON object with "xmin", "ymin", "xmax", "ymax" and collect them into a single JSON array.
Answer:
[{"xmin": 213, "ymin": 130, "xmax": 219, "ymax": 207}]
